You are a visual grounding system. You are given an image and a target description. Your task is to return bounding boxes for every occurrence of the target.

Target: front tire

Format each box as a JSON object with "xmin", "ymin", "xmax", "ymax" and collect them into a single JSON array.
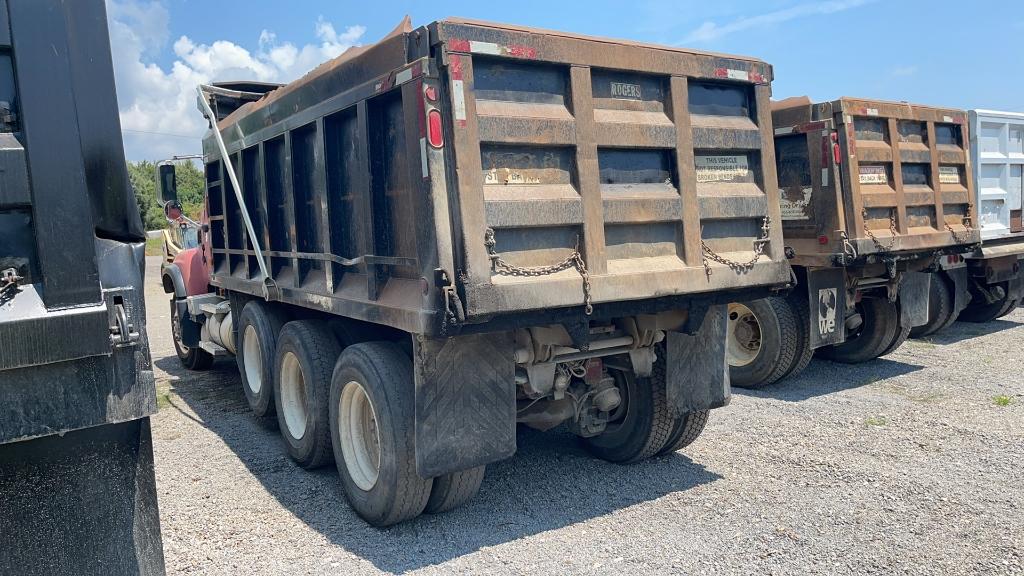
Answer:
[
  {"xmin": 330, "ymin": 342, "xmax": 432, "ymax": 527},
  {"xmin": 818, "ymin": 297, "xmax": 898, "ymax": 364},
  {"xmin": 273, "ymin": 321, "xmax": 341, "ymax": 469},
  {"xmin": 170, "ymin": 300, "xmax": 213, "ymax": 371}
]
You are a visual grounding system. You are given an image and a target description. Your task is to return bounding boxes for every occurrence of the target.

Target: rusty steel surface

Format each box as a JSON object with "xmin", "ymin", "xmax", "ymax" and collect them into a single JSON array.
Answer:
[
  {"xmin": 773, "ymin": 97, "xmax": 980, "ymax": 267},
  {"xmin": 202, "ymin": 19, "xmax": 790, "ymax": 336}
]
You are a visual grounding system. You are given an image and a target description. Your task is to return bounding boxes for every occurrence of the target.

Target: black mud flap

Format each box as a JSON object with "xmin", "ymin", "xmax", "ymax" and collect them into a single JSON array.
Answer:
[
  {"xmin": 806, "ymin": 268, "xmax": 846, "ymax": 349},
  {"xmin": 899, "ymin": 272, "xmax": 931, "ymax": 328},
  {"xmin": 946, "ymin": 267, "xmax": 973, "ymax": 317},
  {"xmin": 413, "ymin": 332, "xmax": 516, "ymax": 478},
  {"xmin": 1007, "ymin": 268, "xmax": 1024, "ymax": 300},
  {"xmin": 665, "ymin": 305, "xmax": 729, "ymax": 413}
]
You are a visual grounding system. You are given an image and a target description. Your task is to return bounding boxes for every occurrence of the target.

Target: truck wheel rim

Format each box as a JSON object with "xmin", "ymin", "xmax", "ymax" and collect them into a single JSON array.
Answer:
[
  {"xmin": 280, "ymin": 352, "xmax": 307, "ymax": 440},
  {"xmin": 727, "ymin": 303, "xmax": 762, "ymax": 367},
  {"xmin": 338, "ymin": 380, "xmax": 381, "ymax": 491},
  {"xmin": 171, "ymin": 306, "xmax": 189, "ymax": 353},
  {"xmin": 242, "ymin": 325, "xmax": 262, "ymax": 394}
]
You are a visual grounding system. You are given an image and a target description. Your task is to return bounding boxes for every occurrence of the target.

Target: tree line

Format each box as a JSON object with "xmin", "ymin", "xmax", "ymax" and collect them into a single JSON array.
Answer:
[{"xmin": 127, "ymin": 160, "xmax": 206, "ymax": 230}]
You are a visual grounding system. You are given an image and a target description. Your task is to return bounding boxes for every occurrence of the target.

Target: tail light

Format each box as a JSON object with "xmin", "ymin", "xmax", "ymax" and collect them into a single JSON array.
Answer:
[{"xmin": 427, "ymin": 109, "xmax": 444, "ymax": 148}]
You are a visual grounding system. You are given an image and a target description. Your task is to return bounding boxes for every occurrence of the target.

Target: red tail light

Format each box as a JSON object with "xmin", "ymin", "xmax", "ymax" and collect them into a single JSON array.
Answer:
[{"xmin": 427, "ymin": 109, "xmax": 444, "ymax": 148}]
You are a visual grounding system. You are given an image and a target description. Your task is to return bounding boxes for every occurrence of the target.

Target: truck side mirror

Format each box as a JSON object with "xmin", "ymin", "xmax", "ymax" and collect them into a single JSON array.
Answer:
[{"xmin": 157, "ymin": 163, "xmax": 179, "ymax": 205}]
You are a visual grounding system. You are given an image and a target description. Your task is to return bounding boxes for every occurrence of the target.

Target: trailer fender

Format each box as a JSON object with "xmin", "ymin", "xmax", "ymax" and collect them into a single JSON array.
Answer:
[
  {"xmin": 412, "ymin": 332, "xmax": 516, "ymax": 478},
  {"xmin": 805, "ymin": 268, "xmax": 846, "ymax": 349},
  {"xmin": 665, "ymin": 304, "xmax": 730, "ymax": 413},
  {"xmin": 898, "ymin": 272, "xmax": 931, "ymax": 328}
]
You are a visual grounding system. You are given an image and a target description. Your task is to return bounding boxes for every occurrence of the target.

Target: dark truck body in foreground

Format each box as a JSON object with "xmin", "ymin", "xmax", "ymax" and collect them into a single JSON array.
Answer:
[
  {"xmin": 165, "ymin": 18, "xmax": 790, "ymax": 525},
  {"xmin": 0, "ymin": 1, "xmax": 163, "ymax": 574},
  {"xmin": 727, "ymin": 98, "xmax": 982, "ymax": 389}
]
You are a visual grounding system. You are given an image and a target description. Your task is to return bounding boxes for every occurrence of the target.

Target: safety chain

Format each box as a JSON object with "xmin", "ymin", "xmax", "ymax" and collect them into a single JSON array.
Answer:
[
  {"xmin": 946, "ymin": 203, "xmax": 975, "ymax": 244},
  {"xmin": 701, "ymin": 216, "xmax": 771, "ymax": 278},
  {"xmin": 862, "ymin": 208, "xmax": 898, "ymax": 253},
  {"xmin": 484, "ymin": 227, "xmax": 593, "ymax": 315}
]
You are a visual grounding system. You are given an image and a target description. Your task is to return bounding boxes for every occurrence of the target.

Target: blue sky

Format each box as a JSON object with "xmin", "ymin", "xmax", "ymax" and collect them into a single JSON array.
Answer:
[{"xmin": 109, "ymin": 0, "xmax": 1024, "ymax": 161}]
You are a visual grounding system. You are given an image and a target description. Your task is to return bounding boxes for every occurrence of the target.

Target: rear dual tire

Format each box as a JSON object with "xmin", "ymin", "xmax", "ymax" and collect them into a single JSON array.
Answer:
[
  {"xmin": 726, "ymin": 296, "xmax": 813, "ymax": 390},
  {"xmin": 237, "ymin": 301, "xmax": 287, "ymax": 418},
  {"xmin": 583, "ymin": 347, "xmax": 709, "ymax": 463},
  {"xmin": 818, "ymin": 297, "xmax": 899, "ymax": 364},
  {"xmin": 959, "ymin": 281, "xmax": 1016, "ymax": 323},
  {"xmin": 910, "ymin": 274, "xmax": 958, "ymax": 338}
]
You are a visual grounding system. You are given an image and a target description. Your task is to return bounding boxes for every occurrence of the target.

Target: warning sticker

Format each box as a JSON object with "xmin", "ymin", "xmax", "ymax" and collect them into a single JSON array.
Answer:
[
  {"xmin": 695, "ymin": 155, "xmax": 750, "ymax": 183},
  {"xmin": 780, "ymin": 187, "xmax": 813, "ymax": 220},
  {"xmin": 938, "ymin": 166, "xmax": 961, "ymax": 185},
  {"xmin": 859, "ymin": 165, "xmax": 888, "ymax": 185}
]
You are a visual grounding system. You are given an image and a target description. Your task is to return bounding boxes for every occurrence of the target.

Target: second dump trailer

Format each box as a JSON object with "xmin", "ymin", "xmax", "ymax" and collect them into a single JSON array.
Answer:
[
  {"xmin": 727, "ymin": 97, "xmax": 980, "ymax": 388},
  {"xmin": 161, "ymin": 18, "xmax": 791, "ymax": 525}
]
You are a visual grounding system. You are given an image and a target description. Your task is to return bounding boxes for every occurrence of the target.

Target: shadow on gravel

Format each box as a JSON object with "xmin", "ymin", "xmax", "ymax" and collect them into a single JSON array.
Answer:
[
  {"xmin": 154, "ymin": 355, "xmax": 721, "ymax": 574},
  {"xmin": 733, "ymin": 357, "xmax": 924, "ymax": 402},
  {"xmin": 915, "ymin": 318, "xmax": 1021, "ymax": 346}
]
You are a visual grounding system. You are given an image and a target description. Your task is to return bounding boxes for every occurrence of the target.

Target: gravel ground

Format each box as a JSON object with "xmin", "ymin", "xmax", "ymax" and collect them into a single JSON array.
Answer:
[{"xmin": 146, "ymin": 257, "xmax": 1024, "ymax": 575}]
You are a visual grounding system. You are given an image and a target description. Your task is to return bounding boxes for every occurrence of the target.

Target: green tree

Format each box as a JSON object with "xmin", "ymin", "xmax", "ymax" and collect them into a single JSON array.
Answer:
[{"xmin": 127, "ymin": 160, "xmax": 207, "ymax": 230}]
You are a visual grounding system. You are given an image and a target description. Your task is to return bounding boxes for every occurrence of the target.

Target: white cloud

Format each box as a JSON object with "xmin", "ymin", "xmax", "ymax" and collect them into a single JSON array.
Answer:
[
  {"xmin": 890, "ymin": 65, "xmax": 917, "ymax": 77},
  {"xmin": 681, "ymin": 0, "xmax": 876, "ymax": 44},
  {"xmin": 106, "ymin": 0, "xmax": 365, "ymax": 161}
]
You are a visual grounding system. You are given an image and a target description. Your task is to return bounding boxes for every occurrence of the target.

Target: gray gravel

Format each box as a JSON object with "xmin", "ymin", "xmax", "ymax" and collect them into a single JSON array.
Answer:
[{"xmin": 145, "ymin": 257, "xmax": 1024, "ymax": 575}]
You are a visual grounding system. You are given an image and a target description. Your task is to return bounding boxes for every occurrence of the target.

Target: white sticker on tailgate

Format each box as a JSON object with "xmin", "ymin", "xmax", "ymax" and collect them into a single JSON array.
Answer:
[
  {"xmin": 780, "ymin": 187, "xmax": 813, "ymax": 220},
  {"xmin": 858, "ymin": 165, "xmax": 888, "ymax": 185},
  {"xmin": 695, "ymin": 155, "xmax": 750, "ymax": 183},
  {"xmin": 938, "ymin": 166, "xmax": 961, "ymax": 184}
]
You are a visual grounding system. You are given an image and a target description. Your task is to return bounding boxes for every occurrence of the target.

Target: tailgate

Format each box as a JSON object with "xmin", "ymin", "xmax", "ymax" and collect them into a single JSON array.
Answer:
[
  {"xmin": 433, "ymin": 20, "xmax": 789, "ymax": 318},
  {"xmin": 970, "ymin": 109, "xmax": 1024, "ymax": 241},
  {"xmin": 837, "ymin": 99, "xmax": 979, "ymax": 256}
]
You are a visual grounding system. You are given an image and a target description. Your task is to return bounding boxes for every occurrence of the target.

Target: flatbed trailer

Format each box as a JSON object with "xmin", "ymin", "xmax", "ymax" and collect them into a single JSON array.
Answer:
[
  {"xmin": 727, "ymin": 97, "xmax": 980, "ymax": 389},
  {"xmin": 161, "ymin": 18, "xmax": 791, "ymax": 526}
]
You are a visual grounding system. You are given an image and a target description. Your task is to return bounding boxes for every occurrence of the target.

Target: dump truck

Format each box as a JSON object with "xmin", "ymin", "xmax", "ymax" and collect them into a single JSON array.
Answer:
[
  {"xmin": 727, "ymin": 97, "xmax": 980, "ymax": 389},
  {"xmin": 912, "ymin": 109, "xmax": 1024, "ymax": 329},
  {"xmin": 160, "ymin": 18, "xmax": 791, "ymax": 526},
  {"xmin": 0, "ymin": 1, "xmax": 164, "ymax": 574}
]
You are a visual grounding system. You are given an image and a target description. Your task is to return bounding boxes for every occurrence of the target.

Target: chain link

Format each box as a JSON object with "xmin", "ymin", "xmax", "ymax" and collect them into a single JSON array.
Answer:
[
  {"xmin": 484, "ymin": 228, "xmax": 593, "ymax": 315},
  {"xmin": 700, "ymin": 216, "xmax": 771, "ymax": 278},
  {"xmin": 946, "ymin": 203, "xmax": 975, "ymax": 244},
  {"xmin": 862, "ymin": 207, "xmax": 898, "ymax": 253}
]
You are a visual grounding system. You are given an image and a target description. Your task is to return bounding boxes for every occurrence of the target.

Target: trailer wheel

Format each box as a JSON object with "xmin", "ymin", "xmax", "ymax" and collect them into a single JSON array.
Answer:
[
  {"xmin": 959, "ymin": 282, "xmax": 1012, "ymax": 323},
  {"xmin": 273, "ymin": 321, "xmax": 341, "ymax": 469},
  {"xmin": 236, "ymin": 301, "xmax": 287, "ymax": 417},
  {"xmin": 425, "ymin": 466, "xmax": 486, "ymax": 514},
  {"xmin": 727, "ymin": 299, "xmax": 800, "ymax": 389},
  {"xmin": 818, "ymin": 297, "xmax": 898, "ymax": 364},
  {"xmin": 582, "ymin": 362, "xmax": 674, "ymax": 464},
  {"xmin": 910, "ymin": 274, "xmax": 955, "ymax": 338},
  {"xmin": 170, "ymin": 300, "xmax": 213, "ymax": 371},
  {"xmin": 656, "ymin": 410, "xmax": 709, "ymax": 456},
  {"xmin": 330, "ymin": 342, "xmax": 432, "ymax": 526}
]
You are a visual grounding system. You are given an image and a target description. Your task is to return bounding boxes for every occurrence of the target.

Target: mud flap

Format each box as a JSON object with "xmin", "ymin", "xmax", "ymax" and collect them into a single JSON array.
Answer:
[
  {"xmin": 1007, "ymin": 268, "xmax": 1024, "ymax": 301},
  {"xmin": 413, "ymin": 332, "xmax": 516, "ymax": 478},
  {"xmin": 899, "ymin": 272, "xmax": 931, "ymax": 328},
  {"xmin": 806, "ymin": 268, "xmax": 846, "ymax": 349},
  {"xmin": 665, "ymin": 305, "xmax": 730, "ymax": 413},
  {"xmin": 945, "ymin": 267, "xmax": 973, "ymax": 317}
]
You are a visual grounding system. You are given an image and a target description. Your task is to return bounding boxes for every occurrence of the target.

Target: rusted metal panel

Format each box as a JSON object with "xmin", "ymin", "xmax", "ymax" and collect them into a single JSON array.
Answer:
[
  {"xmin": 203, "ymin": 19, "xmax": 790, "ymax": 334},
  {"xmin": 773, "ymin": 97, "xmax": 980, "ymax": 265}
]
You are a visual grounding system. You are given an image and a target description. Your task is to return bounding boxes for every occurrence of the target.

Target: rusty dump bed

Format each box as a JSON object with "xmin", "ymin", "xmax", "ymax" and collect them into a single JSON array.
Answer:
[
  {"xmin": 773, "ymin": 97, "xmax": 980, "ymax": 266},
  {"xmin": 203, "ymin": 18, "xmax": 790, "ymax": 335}
]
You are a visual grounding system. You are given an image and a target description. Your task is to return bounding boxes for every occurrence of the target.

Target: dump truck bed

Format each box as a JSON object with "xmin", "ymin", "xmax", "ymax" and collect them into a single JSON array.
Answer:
[
  {"xmin": 773, "ymin": 97, "xmax": 980, "ymax": 266},
  {"xmin": 970, "ymin": 109, "xmax": 1024, "ymax": 247},
  {"xmin": 203, "ymin": 18, "xmax": 790, "ymax": 335}
]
